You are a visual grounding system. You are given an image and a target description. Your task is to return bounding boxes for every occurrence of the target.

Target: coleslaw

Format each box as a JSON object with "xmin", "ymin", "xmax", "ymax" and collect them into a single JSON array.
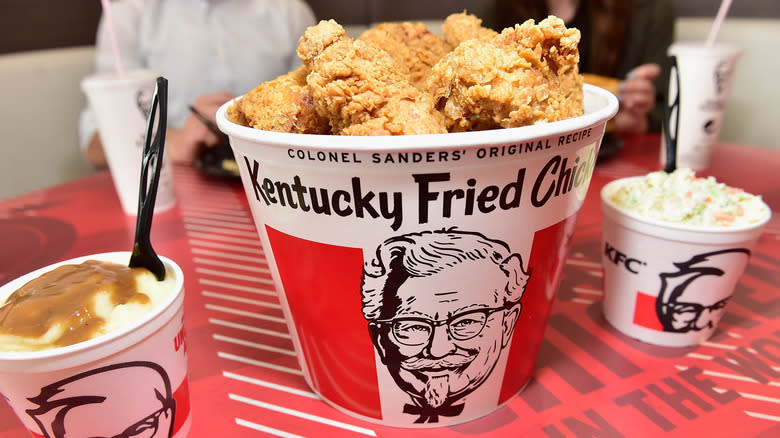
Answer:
[{"xmin": 608, "ymin": 168, "xmax": 769, "ymax": 227}]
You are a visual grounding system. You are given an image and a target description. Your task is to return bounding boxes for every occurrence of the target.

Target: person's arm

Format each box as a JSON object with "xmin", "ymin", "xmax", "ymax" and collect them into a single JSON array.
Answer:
[
  {"xmin": 165, "ymin": 91, "xmax": 235, "ymax": 164},
  {"xmin": 84, "ymin": 90, "xmax": 235, "ymax": 168},
  {"xmin": 613, "ymin": 63, "xmax": 661, "ymax": 134},
  {"xmin": 615, "ymin": 0, "xmax": 677, "ymax": 133},
  {"xmin": 639, "ymin": 0, "xmax": 676, "ymax": 133},
  {"xmin": 84, "ymin": 133, "xmax": 108, "ymax": 168},
  {"xmin": 83, "ymin": 90, "xmax": 234, "ymax": 168}
]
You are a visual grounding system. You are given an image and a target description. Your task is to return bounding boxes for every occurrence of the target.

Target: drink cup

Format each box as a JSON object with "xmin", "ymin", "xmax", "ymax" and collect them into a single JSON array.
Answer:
[
  {"xmin": 600, "ymin": 177, "xmax": 770, "ymax": 347},
  {"xmin": 81, "ymin": 70, "xmax": 176, "ymax": 215},
  {"xmin": 661, "ymin": 42, "xmax": 742, "ymax": 170},
  {"xmin": 0, "ymin": 252, "xmax": 191, "ymax": 438},
  {"xmin": 217, "ymin": 85, "xmax": 618, "ymax": 427}
]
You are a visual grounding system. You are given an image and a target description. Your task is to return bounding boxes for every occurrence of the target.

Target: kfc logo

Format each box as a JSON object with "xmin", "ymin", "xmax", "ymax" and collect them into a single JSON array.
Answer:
[
  {"xmin": 656, "ymin": 248, "xmax": 750, "ymax": 333},
  {"xmin": 713, "ymin": 60, "xmax": 733, "ymax": 95},
  {"xmin": 633, "ymin": 248, "xmax": 751, "ymax": 332},
  {"xmin": 26, "ymin": 362, "xmax": 176, "ymax": 438},
  {"xmin": 604, "ymin": 242, "xmax": 646, "ymax": 274},
  {"xmin": 360, "ymin": 229, "xmax": 529, "ymax": 423},
  {"xmin": 136, "ymin": 88, "xmax": 153, "ymax": 121}
]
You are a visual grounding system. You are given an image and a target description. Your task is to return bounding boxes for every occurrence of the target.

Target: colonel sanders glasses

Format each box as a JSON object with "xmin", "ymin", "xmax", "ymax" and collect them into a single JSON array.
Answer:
[
  {"xmin": 662, "ymin": 296, "xmax": 729, "ymax": 331},
  {"xmin": 374, "ymin": 302, "xmax": 518, "ymax": 347}
]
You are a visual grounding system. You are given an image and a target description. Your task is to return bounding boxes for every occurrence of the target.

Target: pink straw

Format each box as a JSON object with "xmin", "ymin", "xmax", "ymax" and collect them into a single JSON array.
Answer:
[
  {"xmin": 100, "ymin": 0, "xmax": 125, "ymax": 76},
  {"xmin": 706, "ymin": 0, "xmax": 733, "ymax": 46}
]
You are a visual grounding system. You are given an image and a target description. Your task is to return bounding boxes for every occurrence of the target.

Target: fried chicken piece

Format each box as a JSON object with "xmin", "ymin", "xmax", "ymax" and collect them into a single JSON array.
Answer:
[
  {"xmin": 226, "ymin": 101, "xmax": 249, "ymax": 127},
  {"xmin": 493, "ymin": 16, "xmax": 583, "ymax": 113},
  {"xmin": 357, "ymin": 21, "xmax": 452, "ymax": 90},
  {"xmin": 297, "ymin": 20, "xmax": 446, "ymax": 135},
  {"xmin": 227, "ymin": 66, "xmax": 330, "ymax": 134},
  {"xmin": 428, "ymin": 16, "xmax": 584, "ymax": 132},
  {"xmin": 441, "ymin": 12, "xmax": 499, "ymax": 47}
]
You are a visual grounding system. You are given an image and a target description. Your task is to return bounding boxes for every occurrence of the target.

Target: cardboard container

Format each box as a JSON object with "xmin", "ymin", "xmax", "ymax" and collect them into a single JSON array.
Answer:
[
  {"xmin": 217, "ymin": 85, "xmax": 618, "ymax": 427},
  {"xmin": 81, "ymin": 71, "xmax": 176, "ymax": 215},
  {"xmin": 0, "ymin": 252, "xmax": 190, "ymax": 438},
  {"xmin": 601, "ymin": 178, "xmax": 769, "ymax": 347}
]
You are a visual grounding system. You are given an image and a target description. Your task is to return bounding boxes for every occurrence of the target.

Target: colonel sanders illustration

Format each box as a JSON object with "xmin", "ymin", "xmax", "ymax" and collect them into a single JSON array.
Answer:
[
  {"xmin": 656, "ymin": 248, "xmax": 750, "ymax": 333},
  {"xmin": 26, "ymin": 361, "xmax": 176, "ymax": 438},
  {"xmin": 361, "ymin": 228, "xmax": 529, "ymax": 423}
]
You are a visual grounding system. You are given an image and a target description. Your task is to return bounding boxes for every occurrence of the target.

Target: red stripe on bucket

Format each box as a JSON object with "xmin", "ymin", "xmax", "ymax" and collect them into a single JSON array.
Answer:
[
  {"xmin": 500, "ymin": 214, "xmax": 579, "ymax": 403},
  {"xmin": 266, "ymin": 226, "xmax": 382, "ymax": 419},
  {"xmin": 172, "ymin": 376, "xmax": 191, "ymax": 435}
]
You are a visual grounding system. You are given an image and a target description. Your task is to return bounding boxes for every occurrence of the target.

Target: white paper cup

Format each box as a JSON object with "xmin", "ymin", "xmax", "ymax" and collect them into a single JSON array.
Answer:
[
  {"xmin": 217, "ymin": 85, "xmax": 618, "ymax": 427},
  {"xmin": 661, "ymin": 42, "xmax": 742, "ymax": 170},
  {"xmin": 0, "ymin": 252, "xmax": 190, "ymax": 438},
  {"xmin": 81, "ymin": 70, "xmax": 176, "ymax": 215},
  {"xmin": 600, "ymin": 178, "xmax": 770, "ymax": 347}
]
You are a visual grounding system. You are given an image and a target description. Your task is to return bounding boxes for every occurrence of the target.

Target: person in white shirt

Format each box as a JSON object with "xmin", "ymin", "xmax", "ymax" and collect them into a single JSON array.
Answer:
[{"xmin": 80, "ymin": 0, "xmax": 316, "ymax": 168}]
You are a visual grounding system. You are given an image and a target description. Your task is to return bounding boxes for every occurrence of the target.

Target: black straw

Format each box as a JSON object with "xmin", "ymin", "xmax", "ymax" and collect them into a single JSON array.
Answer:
[{"xmin": 663, "ymin": 55, "xmax": 680, "ymax": 173}]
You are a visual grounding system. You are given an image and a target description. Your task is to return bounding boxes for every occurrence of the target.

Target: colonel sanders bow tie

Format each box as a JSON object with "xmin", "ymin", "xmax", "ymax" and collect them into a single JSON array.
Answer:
[{"xmin": 403, "ymin": 402, "xmax": 465, "ymax": 423}]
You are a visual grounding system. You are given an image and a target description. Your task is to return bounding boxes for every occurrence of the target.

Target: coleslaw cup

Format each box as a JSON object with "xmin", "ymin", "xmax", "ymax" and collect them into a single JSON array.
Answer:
[{"xmin": 601, "ymin": 178, "xmax": 770, "ymax": 347}]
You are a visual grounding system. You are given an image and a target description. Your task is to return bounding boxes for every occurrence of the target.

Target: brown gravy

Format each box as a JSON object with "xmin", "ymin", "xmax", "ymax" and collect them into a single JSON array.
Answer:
[{"xmin": 0, "ymin": 260, "xmax": 151, "ymax": 347}]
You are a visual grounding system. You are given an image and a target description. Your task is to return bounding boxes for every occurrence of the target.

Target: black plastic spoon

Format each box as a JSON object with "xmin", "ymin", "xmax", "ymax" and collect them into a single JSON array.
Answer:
[{"xmin": 128, "ymin": 77, "xmax": 168, "ymax": 281}]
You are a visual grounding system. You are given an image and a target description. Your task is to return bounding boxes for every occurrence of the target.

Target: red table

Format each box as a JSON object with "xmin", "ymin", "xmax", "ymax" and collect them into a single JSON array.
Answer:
[{"xmin": 1, "ymin": 135, "xmax": 778, "ymax": 437}]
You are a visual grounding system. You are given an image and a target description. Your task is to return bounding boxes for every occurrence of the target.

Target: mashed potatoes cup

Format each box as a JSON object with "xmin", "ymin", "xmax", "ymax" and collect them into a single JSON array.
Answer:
[{"xmin": 0, "ymin": 252, "xmax": 191, "ymax": 438}]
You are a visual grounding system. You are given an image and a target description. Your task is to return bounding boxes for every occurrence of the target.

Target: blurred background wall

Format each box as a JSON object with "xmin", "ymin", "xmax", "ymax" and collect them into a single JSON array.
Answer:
[
  {"xmin": 0, "ymin": 0, "xmax": 777, "ymax": 200},
  {"xmin": 0, "ymin": 0, "xmax": 101, "ymax": 54},
  {"xmin": 2, "ymin": 0, "xmax": 778, "ymax": 54}
]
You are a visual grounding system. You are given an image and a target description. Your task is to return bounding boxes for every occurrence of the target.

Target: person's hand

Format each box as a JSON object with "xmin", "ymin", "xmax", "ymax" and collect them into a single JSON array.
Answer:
[
  {"xmin": 167, "ymin": 91, "xmax": 235, "ymax": 164},
  {"xmin": 612, "ymin": 63, "xmax": 661, "ymax": 135},
  {"xmin": 85, "ymin": 132, "xmax": 109, "ymax": 169}
]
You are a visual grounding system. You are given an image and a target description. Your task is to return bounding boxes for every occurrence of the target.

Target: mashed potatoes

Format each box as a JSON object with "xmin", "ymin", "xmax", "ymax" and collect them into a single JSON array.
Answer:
[{"xmin": 0, "ymin": 260, "xmax": 176, "ymax": 352}]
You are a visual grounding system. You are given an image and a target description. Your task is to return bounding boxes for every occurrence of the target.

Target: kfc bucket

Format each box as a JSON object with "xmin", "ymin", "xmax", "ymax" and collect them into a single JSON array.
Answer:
[{"xmin": 216, "ymin": 84, "xmax": 618, "ymax": 427}]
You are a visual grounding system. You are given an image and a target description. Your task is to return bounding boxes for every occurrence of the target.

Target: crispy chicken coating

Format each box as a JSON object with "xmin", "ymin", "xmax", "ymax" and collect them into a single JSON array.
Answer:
[
  {"xmin": 297, "ymin": 20, "xmax": 446, "ymax": 135},
  {"xmin": 357, "ymin": 21, "xmax": 452, "ymax": 90},
  {"xmin": 227, "ymin": 66, "xmax": 330, "ymax": 134},
  {"xmin": 493, "ymin": 16, "xmax": 583, "ymax": 113},
  {"xmin": 229, "ymin": 15, "xmax": 586, "ymax": 136},
  {"xmin": 441, "ymin": 12, "xmax": 499, "ymax": 47},
  {"xmin": 427, "ymin": 16, "xmax": 584, "ymax": 132}
]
